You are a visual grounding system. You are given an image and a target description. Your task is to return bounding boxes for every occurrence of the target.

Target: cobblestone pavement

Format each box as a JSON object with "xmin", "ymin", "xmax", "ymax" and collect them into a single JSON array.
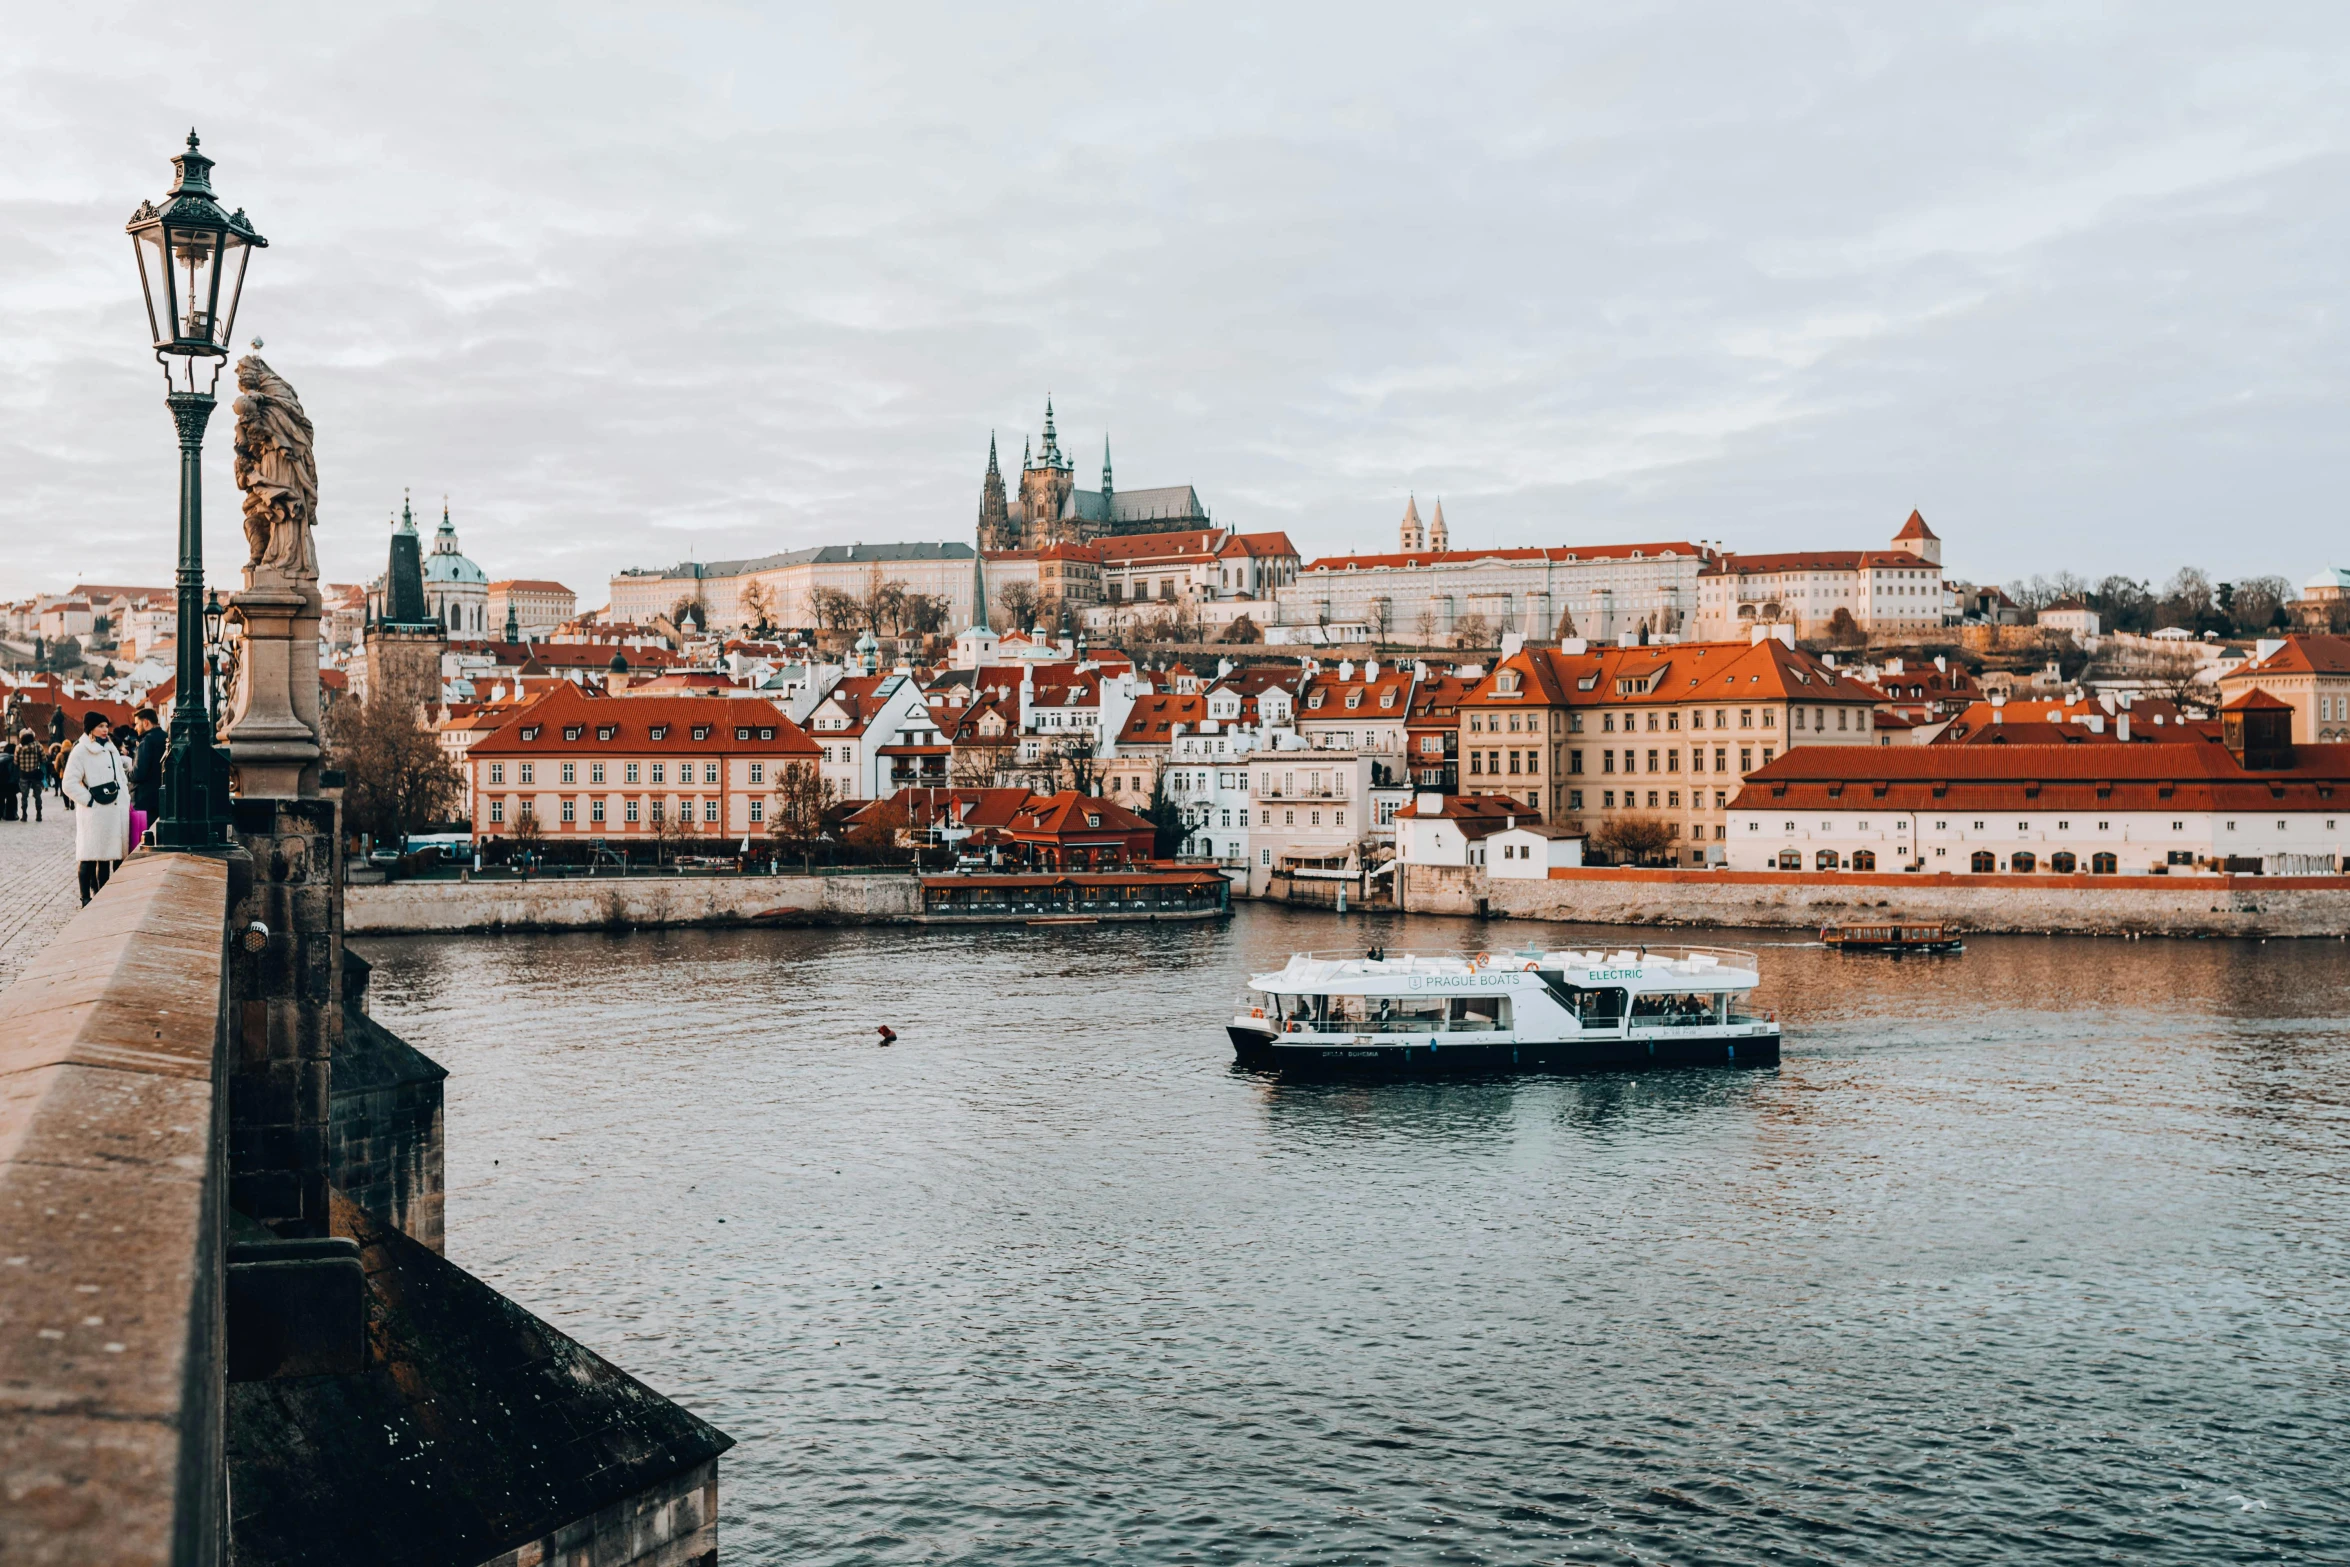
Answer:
[{"xmin": 0, "ymin": 797, "xmax": 83, "ymax": 990}]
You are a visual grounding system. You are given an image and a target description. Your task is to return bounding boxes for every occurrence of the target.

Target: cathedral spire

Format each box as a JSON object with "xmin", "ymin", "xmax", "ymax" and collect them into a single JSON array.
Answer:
[
  {"xmin": 1101, "ymin": 434, "xmax": 1114, "ymax": 501},
  {"xmin": 971, "ymin": 546, "xmax": 990, "ymax": 633},
  {"xmin": 1429, "ymin": 497, "xmax": 1449, "ymax": 551},
  {"xmin": 1399, "ymin": 493, "xmax": 1424, "ymax": 552},
  {"xmin": 978, "ymin": 430, "xmax": 1011, "ymax": 546}
]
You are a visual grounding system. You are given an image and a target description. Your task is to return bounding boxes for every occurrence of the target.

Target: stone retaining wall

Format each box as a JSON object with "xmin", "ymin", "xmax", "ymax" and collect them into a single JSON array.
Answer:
[
  {"xmin": 1440, "ymin": 867, "xmax": 2350, "ymax": 937},
  {"xmin": 346, "ymin": 873, "xmax": 921, "ymax": 934}
]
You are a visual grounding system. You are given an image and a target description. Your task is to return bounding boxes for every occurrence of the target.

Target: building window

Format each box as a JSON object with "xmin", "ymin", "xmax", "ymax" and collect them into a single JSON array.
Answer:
[
  {"xmin": 488, "ymin": 762, "xmax": 505, "ymax": 784},
  {"xmin": 704, "ymin": 762, "xmax": 719, "ymax": 784},
  {"xmin": 625, "ymin": 762, "xmax": 640, "ymax": 783},
  {"xmin": 1569, "ymin": 790, "xmax": 1583, "ymax": 809},
  {"xmin": 1569, "ymin": 749, "xmax": 1584, "ymax": 774},
  {"xmin": 519, "ymin": 763, "xmax": 535, "ymax": 785},
  {"xmin": 651, "ymin": 763, "xmax": 665, "ymax": 784},
  {"xmin": 560, "ymin": 762, "xmax": 576, "ymax": 784},
  {"xmin": 750, "ymin": 799, "xmax": 765, "ymax": 823},
  {"xmin": 750, "ymin": 762, "xmax": 765, "ymax": 784},
  {"xmin": 489, "ymin": 798, "xmax": 505, "ymax": 824},
  {"xmin": 2011, "ymin": 851, "xmax": 2037, "ymax": 873},
  {"xmin": 704, "ymin": 799, "xmax": 720, "ymax": 823},
  {"xmin": 625, "ymin": 798, "xmax": 640, "ymax": 823},
  {"xmin": 590, "ymin": 762, "xmax": 605, "ymax": 784},
  {"xmin": 1603, "ymin": 790, "xmax": 1615, "ymax": 808},
  {"xmin": 2091, "ymin": 851, "xmax": 2116, "ymax": 874},
  {"xmin": 1334, "ymin": 810, "xmax": 1345, "ymax": 827},
  {"xmin": 1740, "ymin": 709, "xmax": 1752, "ymax": 728},
  {"xmin": 1740, "ymin": 749, "xmax": 1752, "ymax": 772},
  {"xmin": 1852, "ymin": 850, "xmax": 1876, "ymax": 871},
  {"xmin": 1972, "ymin": 850, "xmax": 1995, "ymax": 872},
  {"xmin": 2050, "ymin": 851, "xmax": 2076, "ymax": 873},
  {"xmin": 560, "ymin": 798, "xmax": 576, "ymax": 823},
  {"xmin": 590, "ymin": 798, "xmax": 606, "ymax": 823}
]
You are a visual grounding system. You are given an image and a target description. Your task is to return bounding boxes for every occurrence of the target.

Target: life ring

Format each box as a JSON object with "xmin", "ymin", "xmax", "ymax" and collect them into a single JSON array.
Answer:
[
  {"xmin": 1250, "ymin": 1007, "xmax": 1265, "ymax": 1019},
  {"xmin": 1471, "ymin": 952, "xmax": 1491, "ymax": 971}
]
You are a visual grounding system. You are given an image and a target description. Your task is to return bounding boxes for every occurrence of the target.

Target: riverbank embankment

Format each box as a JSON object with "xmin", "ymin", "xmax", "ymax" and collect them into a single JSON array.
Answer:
[
  {"xmin": 1405, "ymin": 866, "xmax": 2350, "ymax": 938},
  {"xmin": 346, "ymin": 872, "xmax": 920, "ymax": 933}
]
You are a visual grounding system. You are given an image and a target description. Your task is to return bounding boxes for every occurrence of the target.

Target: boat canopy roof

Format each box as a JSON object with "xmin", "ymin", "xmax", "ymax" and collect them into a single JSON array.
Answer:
[{"xmin": 1250, "ymin": 947, "xmax": 1760, "ymax": 996}]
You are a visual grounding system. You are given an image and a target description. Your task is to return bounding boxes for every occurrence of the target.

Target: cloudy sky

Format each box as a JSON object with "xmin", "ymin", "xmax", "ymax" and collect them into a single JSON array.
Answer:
[{"xmin": 3, "ymin": 3, "xmax": 2344, "ymax": 604}]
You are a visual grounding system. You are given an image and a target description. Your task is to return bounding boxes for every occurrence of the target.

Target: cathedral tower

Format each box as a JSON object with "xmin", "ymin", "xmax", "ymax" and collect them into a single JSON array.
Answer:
[
  {"xmin": 978, "ymin": 432, "xmax": 1012, "ymax": 550},
  {"xmin": 1429, "ymin": 498, "xmax": 1449, "ymax": 551},
  {"xmin": 1399, "ymin": 494, "xmax": 1426, "ymax": 552}
]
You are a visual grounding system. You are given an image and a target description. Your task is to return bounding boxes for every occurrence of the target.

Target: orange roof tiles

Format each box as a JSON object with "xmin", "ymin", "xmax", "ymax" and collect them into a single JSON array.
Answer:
[
  {"xmin": 1303, "ymin": 542, "xmax": 1702, "ymax": 573},
  {"xmin": 467, "ymin": 684, "xmax": 816, "ymax": 758}
]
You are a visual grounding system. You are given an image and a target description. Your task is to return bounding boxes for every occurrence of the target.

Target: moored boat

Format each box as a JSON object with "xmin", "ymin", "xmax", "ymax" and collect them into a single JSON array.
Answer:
[
  {"xmin": 1228, "ymin": 945, "xmax": 1780, "ymax": 1076},
  {"xmin": 1820, "ymin": 920, "xmax": 1963, "ymax": 954}
]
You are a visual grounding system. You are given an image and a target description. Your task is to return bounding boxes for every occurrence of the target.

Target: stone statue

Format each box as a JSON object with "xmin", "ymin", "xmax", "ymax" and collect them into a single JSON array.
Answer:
[
  {"xmin": 226, "ymin": 352, "xmax": 324, "ymax": 796},
  {"xmin": 233, "ymin": 354, "xmax": 318, "ymax": 581}
]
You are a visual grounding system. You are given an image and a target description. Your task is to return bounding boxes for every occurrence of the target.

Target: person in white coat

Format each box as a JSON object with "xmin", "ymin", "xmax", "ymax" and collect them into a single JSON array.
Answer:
[{"xmin": 62, "ymin": 711, "xmax": 131, "ymax": 904}]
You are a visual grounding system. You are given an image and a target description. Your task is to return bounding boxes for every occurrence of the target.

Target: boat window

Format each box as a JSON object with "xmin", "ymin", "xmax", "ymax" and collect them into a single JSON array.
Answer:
[
  {"xmin": 1551, "ymin": 983, "xmax": 1626, "ymax": 1024},
  {"xmin": 1447, "ymin": 997, "xmax": 1509, "ymax": 1030},
  {"xmin": 1630, "ymin": 991, "xmax": 1728, "ymax": 1025}
]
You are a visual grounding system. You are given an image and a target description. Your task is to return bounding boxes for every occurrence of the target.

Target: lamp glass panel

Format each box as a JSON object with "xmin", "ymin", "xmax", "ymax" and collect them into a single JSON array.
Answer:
[
  {"xmin": 133, "ymin": 225, "xmax": 177, "ymax": 350},
  {"xmin": 166, "ymin": 226, "xmax": 221, "ymax": 347},
  {"xmin": 210, "ymin": 235, "xmax": 252, "ymax": 350}
]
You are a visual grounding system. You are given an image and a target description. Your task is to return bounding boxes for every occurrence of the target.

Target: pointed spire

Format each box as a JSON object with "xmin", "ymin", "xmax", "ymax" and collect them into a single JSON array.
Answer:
[
  {"xmin": 1101, "ymin": 434, "xmax": 1114, "ymax": 498},
  {"xmin": 398, "ymin": 490, "xmax": 417, "ymax": 534},
  {"xmin": 985, "ymin": 430, "xmax": 1001, "ymax": 478},
  {"xmin": 1429, "ymin": 497, "xmax": 1448, "ymax": 551},
  {"xmin": 1399, "ymin": 493, "xmax": 1424, "ymax": 552},
  {"xmin": 972, "ymin": 547, "xmax": 991, "ymax": 633}
]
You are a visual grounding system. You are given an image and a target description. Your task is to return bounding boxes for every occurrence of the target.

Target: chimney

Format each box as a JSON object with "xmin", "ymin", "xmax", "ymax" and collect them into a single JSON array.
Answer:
[
  {"xmin": 2085, "ymin": 714, "xmax": 2103, "ymax": 734},
  {"xmin": 2118, "ymin": 713, "xmax": 2130, "ymax": 742},
  {"xmin": 1416, "ymin": 791, "xmax": 1443, "ymax": 814}
]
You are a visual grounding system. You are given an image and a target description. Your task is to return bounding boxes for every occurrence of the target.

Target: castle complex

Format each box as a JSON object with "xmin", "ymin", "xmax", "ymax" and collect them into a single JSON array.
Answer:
[{"xmin": 977, "ymin": 398, "xmax": 1211, "ymax": 551}]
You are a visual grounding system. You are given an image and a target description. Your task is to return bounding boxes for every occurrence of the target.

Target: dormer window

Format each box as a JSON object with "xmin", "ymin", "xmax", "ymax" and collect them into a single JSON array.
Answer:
[
  {"xmin": 1345, "ymin": 690, "xmax": 1363, "ymax": 709},
  {"xmin": 649, "ymin": 725, "xmax": 668, "ymax": 741},
  {"xmin": 736, "ymin": 727, "xmax": 751, "ymax": 740},
  {"xmin": 520, "ymin": 726, "xmax": 540, "ymax": 742},
  {"xmin": 1308, "ymin": 691, "xmax": 1325, "ymax": 709},
  {"xmin": 597, "ymin": 726, "xmax": 616, "ymax": 741},
  {"xmin": 759, "ymin": 728, "xmax": 774, "ymax": 741},
  {"xmin": 692, "ymin": 726, "xmax": 711, "ymax": 741},
  {"xmin": 563, "ymin": 726, "xmax": 583, "ymax": 741},
  {"xmin": 1496, "ymin": 672, "xmax": 1521, "ymax": 696}
]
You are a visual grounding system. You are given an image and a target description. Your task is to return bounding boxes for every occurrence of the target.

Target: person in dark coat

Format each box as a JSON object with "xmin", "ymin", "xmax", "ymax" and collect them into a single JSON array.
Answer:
[
  {"xmin": 14, "ymin": 730, "xmax": 43, "ymax": 821},
  {"xmin": 128, "ymin": 706, "xmax": 165, "ymax": 849},
  {"xmin": 0, "ymin": 734, "xmax": 15, "ymax": 821}
]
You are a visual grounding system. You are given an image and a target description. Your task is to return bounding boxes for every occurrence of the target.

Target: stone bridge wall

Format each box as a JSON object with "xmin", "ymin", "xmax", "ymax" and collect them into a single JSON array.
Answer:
[
  {"xmin": 0, "ymin": 852, "xmax": 235, "ymax": 1566},
  {"xmin": 346, "ymin": 873, "xmax": 921, "ymax": 934}
]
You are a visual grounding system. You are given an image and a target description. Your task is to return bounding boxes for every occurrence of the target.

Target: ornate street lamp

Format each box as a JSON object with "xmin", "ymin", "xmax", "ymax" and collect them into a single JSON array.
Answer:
[{"xmin": 128, "ymin": 130, "xmax": 265, "ymax": 847}]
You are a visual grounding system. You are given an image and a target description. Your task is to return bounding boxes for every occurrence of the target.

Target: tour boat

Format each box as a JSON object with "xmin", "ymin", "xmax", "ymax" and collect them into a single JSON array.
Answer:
[
  {"xmin": 1229, "ymin": 946, "xmax": 1780, "ymax": 1076},
  {"xmin": 1819, "ymin": 920, "xmax": 1963, "ymax": 954}
]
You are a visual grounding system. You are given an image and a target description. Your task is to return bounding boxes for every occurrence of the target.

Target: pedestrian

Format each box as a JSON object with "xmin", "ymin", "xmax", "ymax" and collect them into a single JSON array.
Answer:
[
  {"xmin": 62, "ymin": 712, "xmax": 131, "ymax": 904},
  {"xmin": 128, "ymin": 706, "xmax": 165, "ymax": 850},
  {"xmin": 0, "ymin": 732, "xmax": 15, "ymax": 821},
  {"xmin": 13, "ymin": 731, "xmax": 43, "ymax": 822}
]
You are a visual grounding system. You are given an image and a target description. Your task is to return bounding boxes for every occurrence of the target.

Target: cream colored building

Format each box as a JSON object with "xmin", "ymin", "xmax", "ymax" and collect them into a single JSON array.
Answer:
[
  {"xmin": 2216, "ymin": 635, "xmax": 2350, "ymax": 743},
  {"xmin": 1694, "ymin": 512, "xmax": 1953, "ymax": 641},
  {"xmin": 610, "ymin": 543, "xmax": 984, "ymax": 633},
  {"xmin": 488, "ymin": 580, "xmax": 579, "ymax": 639},
  {"xmin": 1274, "ymin": 501, "xmax": 1711, "ymax": 643}
]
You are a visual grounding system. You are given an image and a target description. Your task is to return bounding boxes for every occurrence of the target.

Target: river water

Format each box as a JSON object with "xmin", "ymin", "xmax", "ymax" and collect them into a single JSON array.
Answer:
[{"xmin": 355, "ymin": 907, "xmax": 2350, "ymax": 1564}]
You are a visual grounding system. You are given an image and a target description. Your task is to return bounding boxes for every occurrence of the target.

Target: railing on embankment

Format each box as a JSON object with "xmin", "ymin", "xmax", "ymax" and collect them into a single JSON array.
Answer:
[{"xmin": 0, "ymin": 853, "xmax": 235, "ymax": 1566}]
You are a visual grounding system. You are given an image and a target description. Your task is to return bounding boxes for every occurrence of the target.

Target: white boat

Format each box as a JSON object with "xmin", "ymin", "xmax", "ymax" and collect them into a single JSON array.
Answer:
[{"xmin": 1228, "ymin": 945, "xmax": 1780, "ymax": 1075}]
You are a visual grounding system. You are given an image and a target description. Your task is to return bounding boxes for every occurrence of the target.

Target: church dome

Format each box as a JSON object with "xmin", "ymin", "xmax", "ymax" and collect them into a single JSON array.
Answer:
[
  {"xmin": 2304, "ymin": 566, "xmax": 2349, "ymax": 592},
  {"xmin": 608, "ymin": 650, "xmax": 629, "ymax": 673},
  {"xmin": 424, "ymin": 506, "xmax": 488, "ymax": 586}
]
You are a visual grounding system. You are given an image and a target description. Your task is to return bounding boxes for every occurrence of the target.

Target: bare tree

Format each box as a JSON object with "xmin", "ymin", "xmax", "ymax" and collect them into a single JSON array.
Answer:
[
  {"xmin": 1590, "ymin": 813, "xmax": 1676, "ymax": 866},
  {"xmin": 996, "ymin": 580, "xmax": 1040, "ymax": 631},
  {"xmin": 808, "ymin": 586, "xmax": 863, "ymax": 633},
  {"xmin": 1218, "ymin": 615, "xmax": 1262, "ymax": 644},
  {"xmin": 2228, "ymin": 575, "xmax": 2293, "ymax": 637},
  {"xmin": 861, "ymin": 571, "xmax": 912, "ymax": 636},
  {"xmin": 1414, "ymin": 608, "xmax": 1435, "ymax": 644},
  {"xmin": 765, "ymin": 759, "xmax": 836, "ymax": 849},
  {"xmin": 1453, "ymin": 612, "xmax": 1494, "ymax": 649},
  {"xmin": 738, "ymin": 579, "xmax": 778, "ymax": 636},
  {"xmin": 325, "ymin": 695, "xmax": 464, "ymax": 851},
  {"xmin": 903, "ymin": 592, "xmax": 952, "ymax": 635}
]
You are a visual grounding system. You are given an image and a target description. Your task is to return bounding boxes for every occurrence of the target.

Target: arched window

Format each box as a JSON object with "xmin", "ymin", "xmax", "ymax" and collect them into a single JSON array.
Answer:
[
  {"xmin": 1971, "ymin": 850, "xmax": 1996, "ymax": 873},
  {"xmin": 1777, "ymin": 848, "xmax": 1802, "ymax": 870},
  {"xmin": 2011, "ymin": 851, "xmax": 2036, "ymax": 873},
  {"xmin": 1851, "ymin": 849, "xmax": 1876, "ymax": 871},
  {"xmin": 1816, "ymin": 849, "xmax": 1840, "ymax": 870},
  {"xmin": 2049, "ymin": 851, "xmax": 2077, "ymax": 874},
  {"xmin": 2090, "ymin": 852, "xmax": 2117, "ymax": 875}
]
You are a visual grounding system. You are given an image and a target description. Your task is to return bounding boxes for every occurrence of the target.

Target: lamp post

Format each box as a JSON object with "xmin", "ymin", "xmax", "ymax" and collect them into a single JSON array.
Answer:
[{"xmin": 128, "ymin": 130, "xmax": 265, "ymax": 848}]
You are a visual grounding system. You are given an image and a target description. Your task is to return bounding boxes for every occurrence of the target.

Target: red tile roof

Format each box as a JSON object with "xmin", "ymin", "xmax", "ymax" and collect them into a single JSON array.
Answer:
[
  {"xmin": 1892, "ymin": 509, "xmax": 1938, "ymax": 542},
  {"xmin": 2221, "ymin": 687, "xmax": 2295, "ymax": 712},
  {"xmin": 1735, "ymin": 738, "xmax": 2350, "ymax": 814},
  {"xmin": 2232, "ymin": 634, "xmax": 2350, "ymax": 677},
  {"xmin": 466, "ymin": 684, "xmax": 816, "ymax": 758},
  {"xmin": 1465, "ymin": 638, "xmax": 1883, "ymax": 709}
]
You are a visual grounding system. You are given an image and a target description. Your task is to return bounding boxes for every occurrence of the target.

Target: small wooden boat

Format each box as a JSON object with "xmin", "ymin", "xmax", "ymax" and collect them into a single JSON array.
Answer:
[{"xmin": 1821, "ymin": 919, "xmax": 1962, "ymax": 954}]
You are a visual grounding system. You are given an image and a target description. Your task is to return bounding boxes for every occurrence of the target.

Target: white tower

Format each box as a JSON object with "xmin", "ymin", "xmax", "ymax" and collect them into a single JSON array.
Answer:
[{"xmin": 1399, "ymin": 495, "xmax": 1426, "ymax": 552}]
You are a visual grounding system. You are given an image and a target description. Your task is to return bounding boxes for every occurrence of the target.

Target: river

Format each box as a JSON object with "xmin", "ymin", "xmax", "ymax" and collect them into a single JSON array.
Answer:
[{"xmin": 355, "ymin": 907, "xmax": 2350, "ymax": 1564}]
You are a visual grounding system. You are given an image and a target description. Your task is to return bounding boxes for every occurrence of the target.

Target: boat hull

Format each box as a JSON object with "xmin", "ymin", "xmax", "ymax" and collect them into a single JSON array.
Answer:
[{"xmin": 1227, "ymin": 1025, "xmax": 1779, "ymax": 1076}]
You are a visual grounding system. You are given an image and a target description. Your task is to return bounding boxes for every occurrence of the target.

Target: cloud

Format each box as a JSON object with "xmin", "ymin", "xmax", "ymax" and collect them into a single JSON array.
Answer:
[{"xmin": 0, "ymin": 2, "xmax": 2344, "ymax": 604}]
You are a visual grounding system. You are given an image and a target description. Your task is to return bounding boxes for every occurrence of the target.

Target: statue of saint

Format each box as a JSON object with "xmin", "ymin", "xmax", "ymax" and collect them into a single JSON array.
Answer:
[{"xmin": 232, "ymin": 354, "xmax": 318, "ymax": 581}]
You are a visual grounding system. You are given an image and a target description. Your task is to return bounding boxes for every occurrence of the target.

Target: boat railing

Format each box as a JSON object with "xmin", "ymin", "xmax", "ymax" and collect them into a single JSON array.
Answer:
[{"xmin": 1262, "ymin": 945, "xmax": 1762, "ymax": 974}]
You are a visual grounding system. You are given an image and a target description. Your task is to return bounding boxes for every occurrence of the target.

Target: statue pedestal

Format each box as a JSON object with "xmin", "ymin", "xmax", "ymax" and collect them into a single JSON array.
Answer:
[{"xmin": 227, "ymin": 573, "xmax": 324, "ymax": 799}]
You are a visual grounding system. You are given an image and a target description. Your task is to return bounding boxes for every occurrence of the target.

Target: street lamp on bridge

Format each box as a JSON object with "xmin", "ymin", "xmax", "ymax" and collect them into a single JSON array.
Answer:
[{"xmin": 127, "ymin": 130, "xmax": 266, "ymax": 848}]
